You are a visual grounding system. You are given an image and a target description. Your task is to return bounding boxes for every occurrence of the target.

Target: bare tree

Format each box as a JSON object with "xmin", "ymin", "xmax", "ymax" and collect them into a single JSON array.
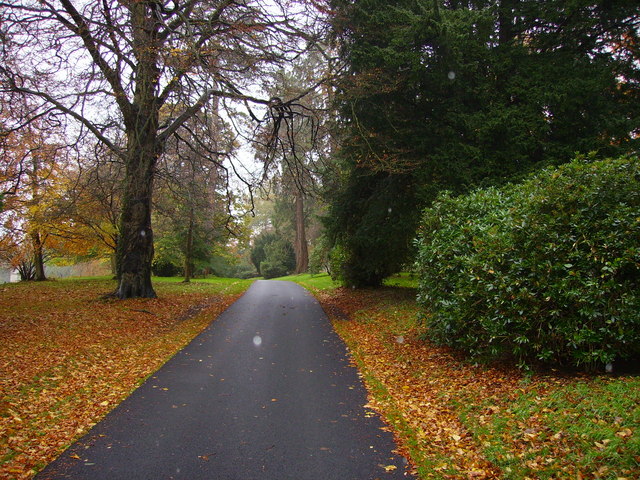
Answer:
[
  {"xmin": 0, "ymin": 0, "xmax": 326, "ymax": 298},
  {"xmin": 258, "ymin": 49, "xmax": 335, "ymax": 273}
]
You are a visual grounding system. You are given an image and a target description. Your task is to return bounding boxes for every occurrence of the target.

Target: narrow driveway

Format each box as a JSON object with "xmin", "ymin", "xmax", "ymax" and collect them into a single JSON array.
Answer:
[{"xmin": 37, "ymin": 280, "xmax": 412, "ymax": 480}]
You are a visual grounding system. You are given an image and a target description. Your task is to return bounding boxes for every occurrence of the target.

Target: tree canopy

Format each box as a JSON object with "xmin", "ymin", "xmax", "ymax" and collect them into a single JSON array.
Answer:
[
  {"xmin": 1, "ymin": 0, "xmax": 638, "ymax": 291},
  {"xmin": 0, "ymin": 0, "xmax": 328, "ymax": 296},
  {"xmin": 324, "ymin": 0, "xmax": 640, "ymax": 286}
]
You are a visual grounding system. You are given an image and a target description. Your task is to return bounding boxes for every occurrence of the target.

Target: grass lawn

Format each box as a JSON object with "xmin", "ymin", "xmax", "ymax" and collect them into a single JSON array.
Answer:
[
  {"xmin": 273, "ymin": 272, "xmax": 339, "ymax": 293},
  {"xmin": 0, "ymin": 276, "xmax": 253, "ymax": 479},
  {"xmin": 383, "ymin": 272, "xmax": 419, "ymax": 289},
  {"xmin": 274, "ymin": 271, "xmax": 420, "ymax": 291},
  {"xmin": 282, "ymin": 278, "xmax": 640, "ymax": 479}
]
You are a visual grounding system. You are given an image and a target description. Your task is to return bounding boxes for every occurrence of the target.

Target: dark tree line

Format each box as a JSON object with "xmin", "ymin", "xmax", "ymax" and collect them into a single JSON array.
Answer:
[{"xmin": 324, "ymin": 0, "xmax": 640, "ymax": 286}]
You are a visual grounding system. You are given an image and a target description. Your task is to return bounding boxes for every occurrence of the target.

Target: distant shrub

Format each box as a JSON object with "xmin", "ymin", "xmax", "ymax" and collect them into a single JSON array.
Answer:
[
  {"xmin": 152, "ymin": 235, "xmax": 183, "ymax": 277},
  {"xmin": 309, "ymin": 234, "xmax": 332, "ymax": 275},
  {"xmin": 260, "ymin": 261, "xmax": 288, "ymax": 279},
  {"xmin": 151, "ymin": 258, "xmax": 181, "ymax": 277},
  {"xmin": 233, "ymin": 264, "xmax": 259, "ymax": 279},
  {"xmin": 250, "ymin": 232, "xmax": 279, "ymax": 275},
  {"xmin": 415, "ymin": 155, "xmax": 640, "ymax": 370},
  {"xmin": 251, "ymin": 232, "xmax": 295, "ymax": 276}
]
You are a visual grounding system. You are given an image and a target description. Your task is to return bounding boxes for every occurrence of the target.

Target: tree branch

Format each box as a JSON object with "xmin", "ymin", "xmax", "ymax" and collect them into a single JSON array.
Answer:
[
  {"xmin": 56, "ymin": 0, "xmax": 133, "ymax": 122},
  {"xmin": 0, "ymin": 70, "xmax": 123, "ymax": 157},
  {"xmin": 158, "ymin": 87, "xmax": 271, "ymax": 143}
]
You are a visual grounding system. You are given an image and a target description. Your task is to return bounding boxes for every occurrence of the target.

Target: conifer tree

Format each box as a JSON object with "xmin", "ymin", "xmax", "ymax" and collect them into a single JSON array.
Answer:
[{"xmin": 326, "ymin": 0, "xmax": 639, "ymax": 286}]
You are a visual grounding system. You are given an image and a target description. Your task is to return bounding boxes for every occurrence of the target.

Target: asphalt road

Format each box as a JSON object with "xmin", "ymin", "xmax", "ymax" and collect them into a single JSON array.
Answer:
[{"xmin": 36, "ymin": 280, "xmax": 412, "ymax": 480}]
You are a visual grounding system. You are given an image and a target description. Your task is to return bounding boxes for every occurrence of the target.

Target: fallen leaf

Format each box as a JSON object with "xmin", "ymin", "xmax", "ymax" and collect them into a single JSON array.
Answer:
[{"xmin": 0, "ymin": 279, "xmax": 247, "ymax": 478}]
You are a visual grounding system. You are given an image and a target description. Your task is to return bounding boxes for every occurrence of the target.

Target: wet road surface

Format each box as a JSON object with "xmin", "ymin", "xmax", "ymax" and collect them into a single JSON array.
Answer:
[{"xmin": 36, "ymin": 280, "xmax": 412, "ymax": 480}]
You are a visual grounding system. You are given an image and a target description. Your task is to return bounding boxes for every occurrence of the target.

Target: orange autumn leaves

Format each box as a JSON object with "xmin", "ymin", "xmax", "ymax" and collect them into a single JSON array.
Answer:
[
  {"xmin": 322, "ymin": 287, "xmax": 505, "ymax": 478},
  {"xmin": 318, "ymin": 287, "xmax": 639, "ymax": 480},
  {"xmin": 2, "ymin": 278, "xmax": 637, "ymax": 479},
  {"xmin": 0, "ymin": 279, "xmax": 246, "ymax": 479}
]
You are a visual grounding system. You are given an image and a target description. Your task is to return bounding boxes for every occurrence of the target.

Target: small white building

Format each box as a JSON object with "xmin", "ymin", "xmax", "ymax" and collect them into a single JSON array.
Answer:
[{"xmin": 0, "ymin": 264, "xmax": 20, "ymax": 283}]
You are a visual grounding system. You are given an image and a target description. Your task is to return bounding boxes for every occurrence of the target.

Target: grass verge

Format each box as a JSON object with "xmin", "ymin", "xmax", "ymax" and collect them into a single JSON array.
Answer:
[
  {"xmin": 291, "ymin": 282, "xmax": 639, "ymax": 480},
  {"xmin": 0, "ymin": 276, "xmax": 253, "ymax": 479},
  {"xmin": 272, "ymin": 273, "xmax": 339, "ymax": 293}
]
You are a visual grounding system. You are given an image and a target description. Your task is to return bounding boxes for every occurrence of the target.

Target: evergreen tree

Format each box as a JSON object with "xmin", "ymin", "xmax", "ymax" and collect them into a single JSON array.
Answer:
[
  {"xmin": 326, "ymin": 0, "xmax": 639, "ymax": 286},
  {"xmin": 250, "ymin": 232, "xmax": 279, "ymax": 275},
  {"xmin": 250, "ymin": 231, "xmax": 295, "ymax": 278}
]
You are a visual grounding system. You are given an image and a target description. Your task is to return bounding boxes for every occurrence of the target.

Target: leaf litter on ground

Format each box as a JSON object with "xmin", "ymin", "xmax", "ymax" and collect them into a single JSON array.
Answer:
[
  {"xmin": 3, "ymin": 277, "xmax": 638, "ymax": 479},
  {"xmin": 0, "ymin": 277, "xmax": 251, "ymax": 479},
  {"xmin": 316, "ymin": 286, "xmax": 639, "ymax": 480}
]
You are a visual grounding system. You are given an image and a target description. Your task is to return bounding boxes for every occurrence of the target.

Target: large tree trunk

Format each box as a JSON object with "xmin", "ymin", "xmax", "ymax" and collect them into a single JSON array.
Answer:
[
  {"xmin": 116, "ymin": 125, "xmax": 159, "ymax": 298},
  {"xmin": 115, "ymin": 3, "xmax": 161, "ymax": 299},
  {"xmin": 31, "ymin": 231, "xmax": 47, "ymax": 281},
  {"xmin": 294, "ymin": 190, "xmax": 308, "ymax": 274},
  {"xmin": 110, "ymin": 251, "xmax": 117, "ymax": 278}
]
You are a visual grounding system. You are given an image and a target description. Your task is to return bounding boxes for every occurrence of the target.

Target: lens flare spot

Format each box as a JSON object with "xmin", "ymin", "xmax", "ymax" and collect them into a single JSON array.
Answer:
[{"xmin": 253, "ymin": 335, "xmax": 262, "ymax": 347}]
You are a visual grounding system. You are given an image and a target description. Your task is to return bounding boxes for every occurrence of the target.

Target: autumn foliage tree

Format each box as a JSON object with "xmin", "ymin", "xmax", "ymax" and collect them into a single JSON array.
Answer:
[
  {"xmin": 0, "ymin": 124, "xmax": 66, "ymax": 281},
  {"xmin": 0, "ymin": 0, "xmax": 326, "ymax": 298},
  {"xmin": 63, "ymin": 144, "xmax": 124, "ymax": 271},
  {"xmin": 0, "ymin": 113, "xmax": 23, "ymax": 208}
]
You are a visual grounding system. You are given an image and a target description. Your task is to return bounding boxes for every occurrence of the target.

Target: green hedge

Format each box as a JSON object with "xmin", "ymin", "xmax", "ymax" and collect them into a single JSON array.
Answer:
[
  {"xmin": 260, "ymin": 261, "xmax": 288, "ymax": 279},
  {"xmin": 415, "ymin": 155, "xmax": 640, "ymax": 370}
]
